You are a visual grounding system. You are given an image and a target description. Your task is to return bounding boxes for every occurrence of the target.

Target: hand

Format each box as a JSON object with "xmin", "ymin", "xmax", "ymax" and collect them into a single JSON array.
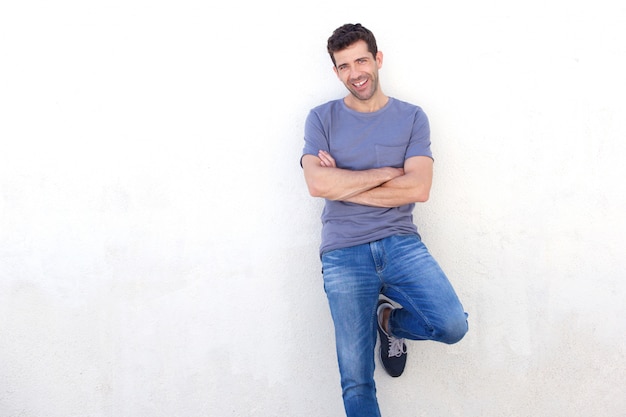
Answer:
[
  {"xmin": 318, "ymin": 150, "xmax": 337, "ymax": 168},
  {"xmin": 382, "ymin": 166, "xmax": 405, "ymax": 180}
]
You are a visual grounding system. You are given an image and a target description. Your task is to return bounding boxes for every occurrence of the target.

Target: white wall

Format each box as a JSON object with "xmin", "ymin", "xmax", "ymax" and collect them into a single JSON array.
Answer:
[{"xmin": 1, "ymin": 1, "xmax": 625, "ymax": 416}]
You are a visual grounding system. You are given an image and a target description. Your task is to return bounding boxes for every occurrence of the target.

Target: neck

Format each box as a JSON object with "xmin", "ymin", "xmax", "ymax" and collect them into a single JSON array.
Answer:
[{"xmin": 344, "ymin": 91, "xmax": 389, "ymax": 113}]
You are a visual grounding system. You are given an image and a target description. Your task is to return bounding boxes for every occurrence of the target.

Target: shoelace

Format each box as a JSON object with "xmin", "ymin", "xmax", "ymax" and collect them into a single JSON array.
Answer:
[{"xmin": 387, "ymin": 336, "xmax": 407, "ymax": 358}]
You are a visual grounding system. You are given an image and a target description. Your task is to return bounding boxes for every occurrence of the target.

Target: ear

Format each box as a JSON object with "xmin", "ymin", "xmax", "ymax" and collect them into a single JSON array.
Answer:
[
  {"xmin": 376, "ymin": 51, "xmax": 384, "ymax": 69},
  {"xmin": 332, "ymin": 65, "xmax": 339, "ymax": 78}
]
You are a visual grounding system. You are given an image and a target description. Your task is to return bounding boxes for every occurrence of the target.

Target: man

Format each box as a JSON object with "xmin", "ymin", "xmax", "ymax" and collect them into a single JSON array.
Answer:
[{"xmin": 301, "ymin": 23, "xmax": 468, "ymax": 417}]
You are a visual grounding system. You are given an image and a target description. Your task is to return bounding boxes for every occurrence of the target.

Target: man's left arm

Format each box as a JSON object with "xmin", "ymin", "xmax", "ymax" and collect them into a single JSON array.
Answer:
[{"xmin": 345, "ymin": 156, "xmax": 433, "ymax": 208}]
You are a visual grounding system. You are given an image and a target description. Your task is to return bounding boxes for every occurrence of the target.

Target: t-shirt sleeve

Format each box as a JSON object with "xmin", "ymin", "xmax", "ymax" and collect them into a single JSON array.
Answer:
[
  {"xmin": 405, "ymin": 109, "xmax": 433, "ymax": 160},
  {"xmin": 301, "ymin": 109, "xmax": 330, "ymax": 166}
]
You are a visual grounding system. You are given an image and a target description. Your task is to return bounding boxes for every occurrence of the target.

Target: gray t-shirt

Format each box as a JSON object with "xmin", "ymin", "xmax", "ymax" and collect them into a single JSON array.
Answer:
[{"xmin": 302, "ymin": 97, "xmax": 432, "ymax": 255}]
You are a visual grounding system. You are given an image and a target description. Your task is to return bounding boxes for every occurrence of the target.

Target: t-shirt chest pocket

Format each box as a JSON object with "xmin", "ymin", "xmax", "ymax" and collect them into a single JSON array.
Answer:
[{"xmin": 375, "ymin": 144, "xmax": 407, "ymax": 168}]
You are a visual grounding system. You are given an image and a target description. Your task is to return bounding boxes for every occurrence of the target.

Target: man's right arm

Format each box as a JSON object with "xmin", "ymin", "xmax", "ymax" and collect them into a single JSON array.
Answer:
[{"xmin": 301, "ymin": 152, "xmax": 404, "ymax": 201}]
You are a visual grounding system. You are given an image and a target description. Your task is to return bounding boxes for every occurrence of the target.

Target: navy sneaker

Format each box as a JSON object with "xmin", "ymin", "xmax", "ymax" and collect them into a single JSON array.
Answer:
[{"xmin": 377, "ymin": 300, "xmax": 407, "ymax": 377}]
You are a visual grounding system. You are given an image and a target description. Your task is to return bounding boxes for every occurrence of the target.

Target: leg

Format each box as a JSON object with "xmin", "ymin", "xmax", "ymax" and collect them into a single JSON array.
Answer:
[
  {"xmin": 322, "ymin": 244, "xmax": 382, "ymax": 417},
  {"xmin": 380, "ymin": 235, "xmax": 468, "ymax": 344}
]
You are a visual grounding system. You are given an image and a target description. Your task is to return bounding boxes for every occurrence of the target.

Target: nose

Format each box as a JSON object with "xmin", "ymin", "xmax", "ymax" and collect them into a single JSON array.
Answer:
[{"xmin": 348, "ymin": 68, "xmax": 362, "ymax": 82}]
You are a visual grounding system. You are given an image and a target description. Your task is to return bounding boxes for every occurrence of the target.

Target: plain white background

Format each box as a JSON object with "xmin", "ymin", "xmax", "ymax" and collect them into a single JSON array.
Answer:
[{"xmin": 1, "ymin": 1, "xmax": 625, "ymax": 416}]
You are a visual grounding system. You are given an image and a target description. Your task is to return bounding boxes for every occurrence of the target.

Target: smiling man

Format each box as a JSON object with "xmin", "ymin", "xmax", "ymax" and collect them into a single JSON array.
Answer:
[{"xmin": 301, "ymin": 24, "xmax": 469, "ymax": 417}]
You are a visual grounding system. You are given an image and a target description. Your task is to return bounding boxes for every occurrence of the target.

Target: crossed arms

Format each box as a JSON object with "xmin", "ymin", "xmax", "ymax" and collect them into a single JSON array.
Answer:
[{"xmin": 301, "ymin": 150, "xmax": 433, "ymax": 208}]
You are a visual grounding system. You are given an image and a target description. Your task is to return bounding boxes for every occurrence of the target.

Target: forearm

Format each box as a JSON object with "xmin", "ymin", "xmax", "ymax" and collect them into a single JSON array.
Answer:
[
  {"xmin": 345, "ymin": 159, "xmax": 432, "ymax": 207},
  {"xmin": 307, "ymin": 165, "xmax": 401, "ymax": 201},
  {"xmin": 344, "ymin": 180, "xmax": 428, "ymax": 207}
]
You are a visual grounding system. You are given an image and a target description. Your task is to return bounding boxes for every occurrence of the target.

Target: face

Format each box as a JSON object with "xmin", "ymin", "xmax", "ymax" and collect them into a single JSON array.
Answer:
[{"xmin": 332, "ymin": 40, "xmax": 383, "ymax": 102}]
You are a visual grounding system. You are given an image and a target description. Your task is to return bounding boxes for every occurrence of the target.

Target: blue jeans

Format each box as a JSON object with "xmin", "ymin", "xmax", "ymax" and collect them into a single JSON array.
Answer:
[{"xmin": 321, "ymin": 234, "xmax": 468, "ymax": 417}]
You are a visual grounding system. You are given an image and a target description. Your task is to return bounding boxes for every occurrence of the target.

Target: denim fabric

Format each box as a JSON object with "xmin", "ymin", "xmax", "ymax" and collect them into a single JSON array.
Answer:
[{"xmin": 321, "ymin": 234, "xmax": 468, "ymax": 417}]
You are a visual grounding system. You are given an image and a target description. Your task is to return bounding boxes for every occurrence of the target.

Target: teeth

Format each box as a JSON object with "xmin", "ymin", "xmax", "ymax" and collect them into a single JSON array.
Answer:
[{"xmin": 354, "ymin": 80, "xmax": 366, "ymax": 87}]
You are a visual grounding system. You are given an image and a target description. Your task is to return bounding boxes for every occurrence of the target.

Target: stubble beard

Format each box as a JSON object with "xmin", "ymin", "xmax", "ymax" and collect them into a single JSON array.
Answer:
[{"xmin": 347, "ymin": 74, "xmax": 378, "ymax": 102}]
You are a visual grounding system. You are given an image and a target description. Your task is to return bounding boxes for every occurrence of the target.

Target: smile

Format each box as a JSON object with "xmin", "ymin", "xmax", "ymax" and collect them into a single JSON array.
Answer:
[{"xmin": 353, "ymin": 79, "xmax": 367, "ymax": 88}]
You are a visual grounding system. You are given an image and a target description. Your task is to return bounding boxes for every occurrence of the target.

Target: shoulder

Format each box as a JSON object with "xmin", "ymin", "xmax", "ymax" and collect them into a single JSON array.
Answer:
[
  {"xmin": 388, "ymin": 97, "xmax": 429, "ymax": 127},
  {"xmin": 389, "ymin": 97, "xmax": 425, "ymax": 115},
  {"xmin": 309, "ymin": 98, "xmax": 344, "ymax": 115},
  {"xmin": 306, "ymin": 99, "xmax": 345, "ymax": 128}
]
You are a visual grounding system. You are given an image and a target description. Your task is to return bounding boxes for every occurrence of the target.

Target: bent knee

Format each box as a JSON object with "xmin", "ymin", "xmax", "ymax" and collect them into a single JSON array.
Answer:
[{"xmin": 437, "ymin": 314, "xmax": 468, "ymax": 345}]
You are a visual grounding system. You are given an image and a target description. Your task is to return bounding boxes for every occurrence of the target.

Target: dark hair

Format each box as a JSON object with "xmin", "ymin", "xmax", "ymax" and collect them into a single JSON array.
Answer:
[{"xmin": 327, "ymin": 23, "xmax": 378, "ymax": 67}]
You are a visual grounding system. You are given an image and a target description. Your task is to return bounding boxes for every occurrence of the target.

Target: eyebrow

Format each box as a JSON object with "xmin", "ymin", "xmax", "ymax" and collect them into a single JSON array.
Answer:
[{"xmin": 336, "ymin": 56, "xmax": 370, "ymax": 68}]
